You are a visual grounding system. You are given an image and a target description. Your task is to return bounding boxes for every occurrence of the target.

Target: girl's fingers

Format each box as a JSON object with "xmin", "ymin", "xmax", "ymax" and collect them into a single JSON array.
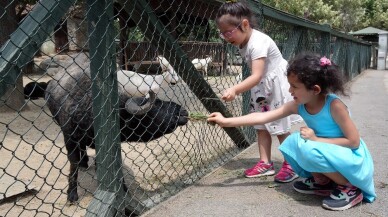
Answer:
[{"xmin": 208, "ymin": 112, "xmax": 221, "ymax": 118}]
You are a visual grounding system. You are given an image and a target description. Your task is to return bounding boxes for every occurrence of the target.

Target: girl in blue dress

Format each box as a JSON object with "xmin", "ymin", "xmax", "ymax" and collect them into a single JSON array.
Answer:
[{"xmin": 207, "ymin": 53, "xmax": 376, "ymax": 211}]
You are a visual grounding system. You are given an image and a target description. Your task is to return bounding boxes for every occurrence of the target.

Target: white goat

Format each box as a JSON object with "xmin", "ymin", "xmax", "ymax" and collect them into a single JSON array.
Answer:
[
  {"xmin": 156, "ymin": 55, "xmax": 180, "ymax": 84},
  {"xmin": 117, "ymin": 68, "xmax": 178, "ymax": 98},
  {"xmin": 116, "ymin": 56, "xmax": 179, "ymax": 98},
  {"xmin": 191, "ymin": 55, "xmax": 213, "ymax": 76}
]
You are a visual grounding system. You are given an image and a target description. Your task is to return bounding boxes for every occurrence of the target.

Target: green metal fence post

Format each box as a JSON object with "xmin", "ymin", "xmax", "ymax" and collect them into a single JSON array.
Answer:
[
  {"xmin": 296, "ymin": 28, "xmax": 311, "ymax": 53},
  {"xmin": 0, "ymin": 0, "xmax": 75, "ymax": 97},
  {"xmin": 321, "ymin": 24, "xmax": 331, "ymax": 57},
  {"xmin": 85, "ymin": 0, "xmax": 143, "ymax": 216},
  {"xmin": 283, "ymin": 27, "xmax": 303, "ymax": 60},
  {"xmin": 241, "ymin": 62, "xmax": 256, "ymax": 143},
  {"xmin": 349, "ymin": 42, "xmax": 357, "ymax": 78}
]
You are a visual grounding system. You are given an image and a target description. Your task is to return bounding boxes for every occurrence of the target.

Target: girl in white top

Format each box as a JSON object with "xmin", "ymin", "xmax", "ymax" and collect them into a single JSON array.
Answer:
[{"xmin": 216, "ymin": 0, "xmax": 302, "ymax": 182}]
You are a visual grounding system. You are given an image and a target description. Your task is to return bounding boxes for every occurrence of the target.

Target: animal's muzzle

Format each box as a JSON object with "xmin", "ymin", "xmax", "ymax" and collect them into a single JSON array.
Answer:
[{"xmin": 177, "ymin": 108, "xmax": 189, "ymax": 125}]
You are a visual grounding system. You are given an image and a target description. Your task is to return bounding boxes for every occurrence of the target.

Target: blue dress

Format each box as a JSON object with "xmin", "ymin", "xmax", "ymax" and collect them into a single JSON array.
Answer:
[{"xmin": 279, "ymin": 94, "xmax": 376, "ymax": 202}]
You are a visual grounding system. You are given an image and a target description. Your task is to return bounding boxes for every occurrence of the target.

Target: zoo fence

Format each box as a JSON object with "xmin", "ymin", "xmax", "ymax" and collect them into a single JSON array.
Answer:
[{"xmin": 0, "ymin": 0, "xmax": 371, "ymax": 216}]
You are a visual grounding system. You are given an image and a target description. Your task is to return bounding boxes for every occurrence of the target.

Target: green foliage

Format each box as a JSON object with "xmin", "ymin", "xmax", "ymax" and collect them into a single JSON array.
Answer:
[
  {"xmin": 262, "ymin": 0, "xmax": 388, "ymax": 32},
  {"xmin": 176, "ymin": 20, "xmax": 222, "ymax": 42},
  {"xmin": 262, "ymin": 0, "xmax": 336, "ymax": 25},
  {"xmin": 128, "ymin": 27, "xmax": 146, "ymax": 42},
  {"xmin": 126, "ymin": 19, "xmax": 222, "ymax": 43},
  {"xmin": 367, "ymin": 0, "xmax": 388, "ymax": 30},
  {"xmin": 329, "ymin": 0, "xmax": 367, "ymax": 32},
  {"xmin": 207, "ymin": 20, "xmax": 223, "ymax": 42}
]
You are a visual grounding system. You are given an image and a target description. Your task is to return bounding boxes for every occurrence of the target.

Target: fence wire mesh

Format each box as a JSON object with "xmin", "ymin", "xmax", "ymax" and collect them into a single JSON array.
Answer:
[{"xmin": 0, "ymin": 0, "xmax": 371, "ymax": 216}]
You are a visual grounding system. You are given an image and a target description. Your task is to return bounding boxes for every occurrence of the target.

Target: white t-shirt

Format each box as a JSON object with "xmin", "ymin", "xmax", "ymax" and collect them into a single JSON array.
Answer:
[
  {"xmin": 239, "ymin": 29, "xmax": 287, "ymax": 76},
  {"xmin": 238, "ymin": 29, "xmax": 302, "ymax": 133}
]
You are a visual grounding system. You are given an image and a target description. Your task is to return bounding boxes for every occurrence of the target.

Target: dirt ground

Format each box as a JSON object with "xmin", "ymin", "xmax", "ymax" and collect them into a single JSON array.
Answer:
[{"xmin": 0, "ymin": 73, "xmax": 243, "ymax": 216}]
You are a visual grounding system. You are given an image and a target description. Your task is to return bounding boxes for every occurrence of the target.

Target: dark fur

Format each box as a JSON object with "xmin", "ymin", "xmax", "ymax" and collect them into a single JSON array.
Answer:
[
  {"xmin": 45, "ymin": 70, "xmax": 188, "ymax": 203},
  {"xmin": 24, "ymin": 81, "xmax": 49, "ymax": 99}
]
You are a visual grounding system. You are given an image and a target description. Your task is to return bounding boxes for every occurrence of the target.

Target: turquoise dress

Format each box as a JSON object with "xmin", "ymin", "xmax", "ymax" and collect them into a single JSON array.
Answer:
[{"xmin": 279, "ymin": 94, "xmax": 376, "ymax": 202}]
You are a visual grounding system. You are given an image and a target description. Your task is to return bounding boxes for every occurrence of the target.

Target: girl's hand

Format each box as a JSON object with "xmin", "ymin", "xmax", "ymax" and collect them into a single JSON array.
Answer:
[
  {"xmin": 221, "ymin": 88, "xmax": 236, "ymax": 101},
  {"xmin": 207, "ymin": 112, "xmax": 227, "ymax": 127},
  {"xmin": 300, "ymin": 126, "xmax": 317, "ymax": 141}
]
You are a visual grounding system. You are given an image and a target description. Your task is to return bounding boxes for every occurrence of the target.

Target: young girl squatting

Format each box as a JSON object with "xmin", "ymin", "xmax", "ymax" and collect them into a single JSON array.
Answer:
[{"xmin": 208, "ymin": 53, "xmax": 376, "ymax": 211}]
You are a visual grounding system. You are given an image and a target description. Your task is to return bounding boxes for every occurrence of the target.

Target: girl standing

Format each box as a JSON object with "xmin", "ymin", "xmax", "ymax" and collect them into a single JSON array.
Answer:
[
  {"xmin": 216, "ymin": 1, "xmax": 302, "ymax": 182},
  {"xmin": 208, "ymin": 53, "xmax": 376, "ymax": 210}
]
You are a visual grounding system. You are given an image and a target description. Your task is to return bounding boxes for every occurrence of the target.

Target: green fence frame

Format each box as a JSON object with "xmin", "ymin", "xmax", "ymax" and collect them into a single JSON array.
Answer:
[{"xmin": 0, "ymin": 0, "xmax": 372, "ymax": 216}]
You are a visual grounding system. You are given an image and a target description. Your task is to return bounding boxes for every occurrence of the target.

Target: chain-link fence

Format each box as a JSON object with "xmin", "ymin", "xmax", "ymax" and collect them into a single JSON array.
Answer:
[{"xmin": 0, "ymin": 0, "xmax": 371, "ymax": 216}]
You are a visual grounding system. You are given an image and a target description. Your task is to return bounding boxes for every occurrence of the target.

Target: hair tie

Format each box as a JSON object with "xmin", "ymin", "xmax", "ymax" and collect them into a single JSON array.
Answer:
[{"xmin": 320, "ymin": 56, "xmax": 331, "ymax": 67}]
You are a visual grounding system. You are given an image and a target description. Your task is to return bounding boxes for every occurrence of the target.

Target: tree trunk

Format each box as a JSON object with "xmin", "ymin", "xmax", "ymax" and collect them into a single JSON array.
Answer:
[
  {"xmin": 0, "ymin": 0, "xmax": 25, "ymax": 112},
  {"xmin": 67, "ymin": 2, "xmax": 88, "ymax": 51}
]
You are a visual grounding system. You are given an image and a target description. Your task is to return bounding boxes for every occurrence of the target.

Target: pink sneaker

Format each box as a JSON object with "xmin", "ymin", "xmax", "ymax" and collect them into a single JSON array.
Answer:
[
  {"xmin": 274, "ymin": 161, "xmax": 299, "ymax": 183},
  {"xmin": 244, "ymin": 161, "xmax": 275, "ymax": 178}
]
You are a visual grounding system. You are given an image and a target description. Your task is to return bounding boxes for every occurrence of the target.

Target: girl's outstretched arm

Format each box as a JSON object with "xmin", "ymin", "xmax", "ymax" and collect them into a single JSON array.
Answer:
[{"xmin": 208, "ymin": 101, "xmax": 298, "ymax": 127}]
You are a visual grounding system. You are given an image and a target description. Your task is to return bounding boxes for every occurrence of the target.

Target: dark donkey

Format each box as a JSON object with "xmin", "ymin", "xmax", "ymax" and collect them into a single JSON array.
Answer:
[{"xmin": 45, "ymin": 61, "xmax": 188, "ymax": 203}]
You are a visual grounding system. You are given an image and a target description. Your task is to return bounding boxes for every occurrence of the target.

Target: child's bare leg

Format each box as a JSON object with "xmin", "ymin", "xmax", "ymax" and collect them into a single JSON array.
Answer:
[
  {"xmin": 277, "ymin": 133, "xmax": 289, "ymax": 144},
  {"xmin": 312, "ymin": 172, "xmax": 331, "ymax": 184},
  {"xmin": 276, "ymin": 132, "xmax": 290, "ymax": 162},
  {"xmin": 293, "ymin": 173, "xmax": 335, "ymax": 196},
  {"xmin": 258, "ymin": 129, "xmax": 272, "ymax": 163},
  {"xmin": 321, "ymin": 172, "xmax": 349, "ymax": 185}
]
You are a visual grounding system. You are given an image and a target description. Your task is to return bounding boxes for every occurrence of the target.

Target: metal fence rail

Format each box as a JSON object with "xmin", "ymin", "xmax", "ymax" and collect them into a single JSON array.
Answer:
[{"xmin": 0, "ymin": 0, "xmax": 371, "ymax": 216}]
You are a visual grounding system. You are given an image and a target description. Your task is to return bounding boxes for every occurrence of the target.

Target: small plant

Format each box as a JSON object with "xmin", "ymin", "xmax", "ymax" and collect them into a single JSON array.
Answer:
[
  {"xmin": 188, "ymin": 112, "xmax": 215, "ymax": 125},
  {"xmin": 188, "ymin": 112, "xmax": 208, "ymax": 121}
]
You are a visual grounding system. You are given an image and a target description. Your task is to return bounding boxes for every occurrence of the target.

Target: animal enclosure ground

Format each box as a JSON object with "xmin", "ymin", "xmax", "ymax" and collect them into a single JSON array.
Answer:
[{"xmin": 0, "ymin": 74, "xmax": 244, "ymax": 216}]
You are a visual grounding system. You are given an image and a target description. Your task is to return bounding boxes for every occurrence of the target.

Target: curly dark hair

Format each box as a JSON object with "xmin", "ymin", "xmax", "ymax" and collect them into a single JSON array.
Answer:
[
  {"xmin": 215, "ymin": 1, "xmax": 258, "ymax": 29},
  {"xmin": 287, "ymin": 52, "xmax": 348, "ymax": 96}
]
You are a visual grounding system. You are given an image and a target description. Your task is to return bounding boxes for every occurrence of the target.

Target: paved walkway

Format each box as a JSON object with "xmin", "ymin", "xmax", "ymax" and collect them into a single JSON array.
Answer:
[{"xmin": 142, "ymin": 69, "xmax": 388, "ymax": 217}]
